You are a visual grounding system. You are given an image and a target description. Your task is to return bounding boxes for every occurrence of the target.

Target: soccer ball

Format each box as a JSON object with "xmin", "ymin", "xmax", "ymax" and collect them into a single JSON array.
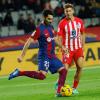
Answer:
[{"xmin": 60, "ymin": 85, "xmax": 72, "ymax": 96}]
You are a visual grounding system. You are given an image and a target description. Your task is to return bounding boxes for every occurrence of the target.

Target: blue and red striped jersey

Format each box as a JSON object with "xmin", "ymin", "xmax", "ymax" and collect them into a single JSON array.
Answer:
[{"xmin": 31, "ymin": 22, "xmax": 56, "ymax": 58}]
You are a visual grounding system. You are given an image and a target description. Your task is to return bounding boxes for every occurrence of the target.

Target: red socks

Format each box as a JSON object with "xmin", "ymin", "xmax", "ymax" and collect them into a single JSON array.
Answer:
[
  {"xmin": 57, "ymin": 68, "xmax": 67, "ymax": 93},
  {"xmin": 73, "ymin": 80, "xmax": 79, "ymax": 89},
  {"xmin": 19, "ymin": 71, "xmax": 46, "ymax": 80}
]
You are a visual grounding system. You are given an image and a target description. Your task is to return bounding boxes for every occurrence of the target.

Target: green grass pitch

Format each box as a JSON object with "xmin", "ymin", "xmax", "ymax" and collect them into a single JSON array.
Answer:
[{"xmin": 0, "ymin": 66, "xmax": 100, "ymax": 100}]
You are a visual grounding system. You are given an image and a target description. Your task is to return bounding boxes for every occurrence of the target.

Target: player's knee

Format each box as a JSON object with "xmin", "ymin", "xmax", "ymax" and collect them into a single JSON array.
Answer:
[
  {"xmin": 77, "ymin": 57, "xmax": 84, "ymax": 67},
  {"xmin": 76, "ymin": 60, "xmax": 83, "ymax": 71},
  {"xmin": 40, "ymin": 75, "xmax": 46, "ymax": 80},
  {"xmin": 59, "ymin": 67, "xmax": 67, "ymax": 75},
  {"xmin": 39, "ymin": 73, "xmax": 46, "ymax": 80},
  {"xmin": 65, "ymin": 64, "xmax": 70, "ymax": 70},
  {"xmin": 77, "ymin": 66, "xmax": 82, "ymax": 72}
]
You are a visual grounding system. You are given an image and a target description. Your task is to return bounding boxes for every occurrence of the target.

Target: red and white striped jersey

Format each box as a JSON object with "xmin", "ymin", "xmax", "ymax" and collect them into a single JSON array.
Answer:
[{"xmin": 57, "ymin": 17, "xmax": 85, "ymax": 51}]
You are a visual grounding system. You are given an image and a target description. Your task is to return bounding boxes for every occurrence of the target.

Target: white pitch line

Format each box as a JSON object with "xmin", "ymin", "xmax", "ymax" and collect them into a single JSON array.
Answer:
[{"xmin": 0, "ymin": 82, "xmax": 54, "ymax": 89}]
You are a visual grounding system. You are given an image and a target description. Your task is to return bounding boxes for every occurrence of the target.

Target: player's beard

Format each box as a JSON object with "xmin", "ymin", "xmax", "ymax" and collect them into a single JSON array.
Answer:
[{"xmin": 45, "ymin": 19, "xmax": 52, "ymax": 25}]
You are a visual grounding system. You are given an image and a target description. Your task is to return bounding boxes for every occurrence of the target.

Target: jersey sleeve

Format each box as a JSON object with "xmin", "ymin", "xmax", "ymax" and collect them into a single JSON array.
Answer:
[
  {"xmin": 31, "ymin": 27, "xmax": 40, "ymax": 40},
  {"xmin": 57, "ymin": 21, "xmax": 64, "ymax": 36}
]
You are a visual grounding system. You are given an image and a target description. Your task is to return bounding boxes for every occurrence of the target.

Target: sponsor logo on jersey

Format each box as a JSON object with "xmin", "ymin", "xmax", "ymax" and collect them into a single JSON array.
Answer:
[{"xmin": 47, "ymin": 37, "xmax": 54, "ymax": 42}]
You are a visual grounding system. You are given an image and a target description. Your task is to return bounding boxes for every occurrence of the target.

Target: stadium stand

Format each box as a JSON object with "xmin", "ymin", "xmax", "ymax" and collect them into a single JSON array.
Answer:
[{"xmin": 0, "ymin": 0, "xmax": 100, "ymax": 42}]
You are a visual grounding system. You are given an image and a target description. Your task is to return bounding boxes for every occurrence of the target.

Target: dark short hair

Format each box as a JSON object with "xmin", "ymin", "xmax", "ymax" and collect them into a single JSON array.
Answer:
[
  {"xmin": 43, "ymin": 9, "xmax": 53, "ymax": 17},
  {"xmin": 64, "ymin": 3, "xmax": 74, "ymax": 10}
]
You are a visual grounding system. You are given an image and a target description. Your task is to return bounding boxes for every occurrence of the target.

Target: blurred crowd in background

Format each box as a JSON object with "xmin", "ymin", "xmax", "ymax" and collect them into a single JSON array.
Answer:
[
  {"xmin": 0, "ymin": 0, "xmax": 100, "ymax": 37},
  {"xmin": 0, "ymin": 0, "xmax": 100, "ymax": 16}
]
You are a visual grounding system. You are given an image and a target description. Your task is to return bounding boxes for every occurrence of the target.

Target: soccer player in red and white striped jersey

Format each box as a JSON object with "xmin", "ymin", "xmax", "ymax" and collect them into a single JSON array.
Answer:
[{"xmin": 57, "ymin": 3, "xmax": 85, "ymax": 94}]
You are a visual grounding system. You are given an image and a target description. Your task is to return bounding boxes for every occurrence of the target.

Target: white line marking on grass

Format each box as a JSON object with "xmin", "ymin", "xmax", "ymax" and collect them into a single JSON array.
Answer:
[{"xmin": 0, "ymin": 82, "xmax": 54, "ymax": 89}]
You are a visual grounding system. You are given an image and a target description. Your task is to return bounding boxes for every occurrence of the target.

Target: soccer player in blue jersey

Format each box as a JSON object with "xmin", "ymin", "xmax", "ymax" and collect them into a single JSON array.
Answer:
[{"xmin": 8, "ymin": 10, "xmax": 67, "ymax": 97}]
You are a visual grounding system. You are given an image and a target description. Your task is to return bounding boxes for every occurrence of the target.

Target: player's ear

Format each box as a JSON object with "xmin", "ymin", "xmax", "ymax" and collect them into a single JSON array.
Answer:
[{"xmin": 64, "ymin": 9, "xmax": 67, "ymax": 15}]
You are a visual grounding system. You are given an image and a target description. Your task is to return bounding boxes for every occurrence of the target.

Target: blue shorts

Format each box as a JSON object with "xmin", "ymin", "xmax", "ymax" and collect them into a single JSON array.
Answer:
[{"xmin": 38, "ymin": 57, "xmax": 63, "ymax": 74}]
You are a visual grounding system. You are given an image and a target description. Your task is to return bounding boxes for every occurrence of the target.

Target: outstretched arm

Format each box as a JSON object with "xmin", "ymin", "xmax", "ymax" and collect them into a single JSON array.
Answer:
[
  {"xmin": 18, "ymin": 37, "xmax": 33, "ymax": 62},
  {"xmin": 17, "ymin": 28, "xmax": 40, "ymax": 62}
]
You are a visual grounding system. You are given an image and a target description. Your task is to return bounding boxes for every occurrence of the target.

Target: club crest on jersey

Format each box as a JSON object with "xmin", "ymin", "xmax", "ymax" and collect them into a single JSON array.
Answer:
[
  {"xmin": 70, "ymin": 30, "xmax": 76, "ymax": 39},
  {"xmin": 47, "ymin": 37, "xmax": 54, "ymax": 42}
]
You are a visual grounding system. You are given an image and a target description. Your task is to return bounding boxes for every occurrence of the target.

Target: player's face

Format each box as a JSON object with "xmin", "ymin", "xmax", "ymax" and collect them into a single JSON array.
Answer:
[
  {"xmin": 64, "ymin": 8, "xmax": 74, "ymax": 19},
  {"xmin": 45, "ymin": 14, "xmax": 53, "ymax": 25}
]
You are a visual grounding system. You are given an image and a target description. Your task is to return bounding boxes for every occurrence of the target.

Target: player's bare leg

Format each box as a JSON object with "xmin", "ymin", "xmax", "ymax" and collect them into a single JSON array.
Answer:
[
  {"xmin": 64, "ymin": 63, "xmax": 70, "ymax": 70},
  {"xmin": 72, "ymin": 57, "xmax": 84, "ymax": 94}
]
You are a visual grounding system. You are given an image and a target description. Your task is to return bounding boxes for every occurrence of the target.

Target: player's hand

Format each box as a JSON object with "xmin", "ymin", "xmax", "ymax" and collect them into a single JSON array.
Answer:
[
  {"xmin": 62, "ymin": 46, "xmax": 69, "ymax": 55},
  {"xmin": 17, "ymin": 56, "xmax": 23, "ymax": 63}
]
